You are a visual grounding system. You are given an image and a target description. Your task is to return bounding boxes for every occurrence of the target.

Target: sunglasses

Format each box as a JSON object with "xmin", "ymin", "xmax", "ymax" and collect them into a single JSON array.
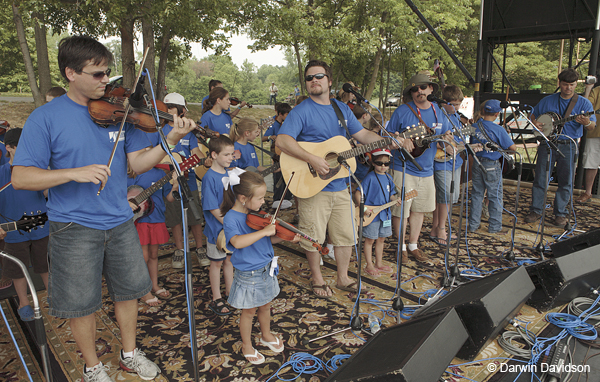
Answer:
[
  {"xmin": 81, "ymin": 68, "xmax": 111, "ymax": 80},
  {"xmin": 305, "ymin": 73, "xmax": 327, "ymax": 82},
  {"xmin": 373, "ymin": 160, "xmax": 391, "ymax": 166},
  {"xmin": 410, "ymin": 84, "xmax": 429, "ymax": 93}
]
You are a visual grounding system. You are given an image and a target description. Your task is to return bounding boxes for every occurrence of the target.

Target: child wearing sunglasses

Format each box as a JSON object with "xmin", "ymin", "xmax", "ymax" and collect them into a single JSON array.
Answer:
[{"xmin": 354, "ymin": 148, "xmax": 398, "ymax": 276}]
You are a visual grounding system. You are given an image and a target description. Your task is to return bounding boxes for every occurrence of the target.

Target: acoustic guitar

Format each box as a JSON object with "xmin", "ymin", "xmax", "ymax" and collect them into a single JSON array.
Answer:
[
  {"xmin": 280, "ymin": 125, "xmax": 427, "ymax": 199},
  {"xmin": 354, "ymin": 190, "xmax": 418, "ymax": 227},
  {"xmin": 128, "ymin": 155, "xmax": 203, "ymax": 221},
  {"xmin": 433, "ymin": 125, "xmax": 476, "ymax": 162},
  {"xmin": 1, "ymin": 213, "xmax": 48, "ymax": 233}
]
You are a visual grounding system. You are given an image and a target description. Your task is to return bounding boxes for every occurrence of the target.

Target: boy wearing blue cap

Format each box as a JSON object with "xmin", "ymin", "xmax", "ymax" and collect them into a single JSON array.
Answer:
[{"xmin": 468, "ymin": 99, "xmax": 516, "ymax": 233}]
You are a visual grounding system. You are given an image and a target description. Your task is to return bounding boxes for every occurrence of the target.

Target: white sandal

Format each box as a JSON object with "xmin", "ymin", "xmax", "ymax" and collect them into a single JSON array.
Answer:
[
  {"xmin": 260, "ymin": 335, "xmax": 284, "ymax": 353},
  {"xmin": 243, "ymin": 348, "xmax": 265, "ymax": 365}
]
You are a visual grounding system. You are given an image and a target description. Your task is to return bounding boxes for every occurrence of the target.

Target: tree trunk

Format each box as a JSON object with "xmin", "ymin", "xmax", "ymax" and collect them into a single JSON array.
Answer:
[
  {"xmin": 365, "ymin": 12, "xmax": 388, "ymax": 100},
  {"xmin": 32, "ymin": 11, "xmax": 51, "ymax": 101},
  {"xmin": 141, "ymin": 8, "xmax": 156, "ymax": 98},
  {"xmin": 293, "ymin": 40, "xmax": 304, "ymax": 95},
  {"xmin": 13, "ymin": 2, "xmax": 43, "ymax": 107},
  {"xmin": 120, "ymin": 17, "xmax": 136, "ymax": 89},
  {"xmin": 156, "ymin": 29, "xmax": 171, "ymax": 102}
]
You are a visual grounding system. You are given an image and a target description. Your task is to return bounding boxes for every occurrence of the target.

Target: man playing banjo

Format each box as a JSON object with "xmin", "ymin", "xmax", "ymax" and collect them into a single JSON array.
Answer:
[{"xmin": 524, "ymin": 68, "xmax": 596, "ymax": 227}]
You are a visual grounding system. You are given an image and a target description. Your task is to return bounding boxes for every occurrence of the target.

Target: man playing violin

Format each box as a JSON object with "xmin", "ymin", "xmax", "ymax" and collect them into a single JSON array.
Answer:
[
  {"xmin": 276, "ymin": 60, "xmax": 402, "ymax": 297},
  {"xmin": 11, "ymin": 35, "xmax": 197, "ymax": 382},
  {"xmin": 524, "ymin": 68, "xmax": 596, "ymax": 227}
]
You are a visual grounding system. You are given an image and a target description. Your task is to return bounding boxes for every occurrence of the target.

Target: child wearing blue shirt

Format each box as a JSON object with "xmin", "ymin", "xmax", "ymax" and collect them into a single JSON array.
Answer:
[
  {"xmin": 353, "ymin": 149, "xmax": 398, "ymax": 276},
  {"xmin": 468, "ymin": 100, "xmax": 517, "ymax": 234},
  {"xmin": 229, "ymin": 118, "xmax": 266, "ymax": 171},
  {"xmin": 127, "ymin": 159, "xmax": 178, "ymax": 306},
  {"xmin": 221, "ymin": 170, "xmax": 299, "ymax": 365},
  {"xmin": 201, "ymin": 136, "xmax": 236, "ymax": 316},
  {"xmin": 201, "ymin": 87, "xmax": 233, "ymax": 135}
]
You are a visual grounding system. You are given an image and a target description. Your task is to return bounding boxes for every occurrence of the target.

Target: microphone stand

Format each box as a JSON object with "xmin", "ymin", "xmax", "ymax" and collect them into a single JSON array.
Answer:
[
  {"xmin": 0, "ymin": 251, "xmax": 53, "ymax": 382},
  {"xmin": 338, "ymin": 158, "xmax": 365, "ymax": 331},
  {"xmin": 512, "ymin": 108, "xmax": 565, "ymax": 260},
  {"xmin": 146, "ymin": 93, "xmax": 201, "ymax": 382},
  {"xmin": 553, "ymin": 134, "xmax": 584, "ymax": 240}
]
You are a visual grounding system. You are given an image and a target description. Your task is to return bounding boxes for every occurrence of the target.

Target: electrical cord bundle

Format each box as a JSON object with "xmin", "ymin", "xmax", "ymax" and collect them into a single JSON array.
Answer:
[{"xmin": 266, "ymin": 352, "xmax": 352, "ymax": 381}]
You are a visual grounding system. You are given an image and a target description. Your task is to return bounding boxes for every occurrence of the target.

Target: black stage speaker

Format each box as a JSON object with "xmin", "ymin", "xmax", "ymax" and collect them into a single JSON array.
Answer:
[
  {"xmin": 325, "ymin": 308, "xmax": 468, "ymax": 382},
  {"xmin": 412, "ymin": 266, "xmax": 535, "ymax": 361},
  {"xmin": 526, "ymin": 230, "xmax": 600, "ymax": 311}
]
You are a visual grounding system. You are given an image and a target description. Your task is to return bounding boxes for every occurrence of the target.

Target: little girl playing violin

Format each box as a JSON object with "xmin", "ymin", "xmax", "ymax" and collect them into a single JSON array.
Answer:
[{"xmin": 220, "ymin": 169, "xmax": 299, "ymax": 365}]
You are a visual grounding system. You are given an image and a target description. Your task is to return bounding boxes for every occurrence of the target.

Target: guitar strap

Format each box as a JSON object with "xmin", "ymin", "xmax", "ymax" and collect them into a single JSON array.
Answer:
[
  {"xmin": 476, "ymin": 120, "xmax": 496, "ymax": 147},
  {"xmin": 563, "ymin": 93, "xmax": 578, "ymax": 119},
  {"xmin": 406, "ymin": 103, "xmax": 434, "ymax": 134},
  {"xmin": 331, "ymin": 100, "xmax": 354, "ymax": 142}
]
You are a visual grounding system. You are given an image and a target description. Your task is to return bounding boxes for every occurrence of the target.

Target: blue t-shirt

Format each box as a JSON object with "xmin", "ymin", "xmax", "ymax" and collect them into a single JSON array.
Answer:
[
  {"xmin": 472, "ymin": 119, "xmax": 515, "ymax": 161},
  {"xmin": 532, "ymin": 93, "xmax": 596, "ymax": 139},
  {"xmin": 127, "ymin": 168, "xmax": 172, "ymax": 224},
  {"xmin": 13, "ymin": 94, "xmax": 148, "ymax": 230},
  {"xmin": 200, "ymin": 110, "xmax": 232, "ymax": 135},
  {"xmin": 361, "ymin": 171, "xmax": 396, "ymax": 223},
  {"xmin": 230, "ymin": 141, "xmax": 259, "ymax": 169},
  {"xmin": 263, "ymin": 117, "xmax": 280, "ymax": 137},
  {"xmin": 278, "ymin": 98, "xmax": 364, "ymax": 192},
  {"xmin": 434, "ymin": 112, "xmax": 465, "ymax": 172},
  {"xmin": 223, "ymin": 209, "xmax": 274, "ymax": 271},
  {"xmin": 162, "ymin": 124, "xmax": 199, "ymax": 191},
  {"xmin": 354, "ymin": 160, "xmax": 370, "ymax": 182},
  {"xmin": 0, "ymin": 163, "xmax": 49, "ymax": 243},
  {"xmin": 388, "ymin": 101, "xmax": 451, "ymax": 177},
  {"xmin": 0, "ymin": 131, "xmax": 7, "ymax": 166},
  {"xmin": 201, "ymin": 168, "xmax": 227, "ymax": 245}
]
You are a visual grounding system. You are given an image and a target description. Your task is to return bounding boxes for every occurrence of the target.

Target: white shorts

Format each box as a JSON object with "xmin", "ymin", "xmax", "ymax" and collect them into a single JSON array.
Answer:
[{"xmin": 582, "ymin": 137, "xmax": 600, "ymax": 169}]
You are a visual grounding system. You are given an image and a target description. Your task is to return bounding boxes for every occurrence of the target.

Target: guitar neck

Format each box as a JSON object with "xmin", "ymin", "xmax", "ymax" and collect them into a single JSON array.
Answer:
[
  {"xmin": 132, "ymin": 170, "xmax": 175, "ymax": 205},
  {"xmin": 372, "ymin": 199, "xmax": 400, "ymax": 215},
  {"xmin": 0, "ymin": 222, "xmax": 16, "ymax": 233},
  {"xmin": 556, "ymin": 110, "xmax": 599, "ymax": 126},
  {"xmin": 260, "ymin": 163, "xmax": 280, "ymax": 177},
  {"xmin": 340, "ymin": 138, "xmax": 392, "ymax": 160}
]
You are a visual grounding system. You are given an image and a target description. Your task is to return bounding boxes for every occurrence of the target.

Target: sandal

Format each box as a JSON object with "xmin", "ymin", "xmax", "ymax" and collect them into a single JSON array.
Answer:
[
  {"xmin": 153, "ymin": 288, "xmax": 171, "ymax": 299},
  {"xmin": 260, "ymin": 335, "xmax": 284, "ymax": 353},
  {"xmin": 335, "ymin": 281, "xmax": 365, "ymax": 294},
  {"xmin": 141, "ymin": 295, "xmax": 160, "ymax": 307},
  {"xmin": 364, "ymin": 267, "xmax": 380, "ymax": 276},
  {"xmin": 18, "ymin": 305, "xmax": 35, "ymax": 322},
  {"xmin": 208, "ymin": 298, "xmax": 231, "ymax": 316},
  {"xmin": 243, "ymin": 348, "xmax": 265, "ymax": 365},
  {"xmin": 0, "ymin": 277, "xmax": 13, "ymax": 290},
  {"xmin": 376, "ymin": 265, "xmax": 393, "ymax": 273},
  {"xmin": 310, "ymin": 282, "xmax": 332, "ymax": 298},
  {"xmin": 429, "ymin": 235, "xmax": 442, "ymax": 245}
]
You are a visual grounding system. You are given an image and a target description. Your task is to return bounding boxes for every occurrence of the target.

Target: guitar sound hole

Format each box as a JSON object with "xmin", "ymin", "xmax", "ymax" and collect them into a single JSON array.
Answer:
[{"xmin": 325, "ymin": 152, "xmax": 340, "ymax": 168}]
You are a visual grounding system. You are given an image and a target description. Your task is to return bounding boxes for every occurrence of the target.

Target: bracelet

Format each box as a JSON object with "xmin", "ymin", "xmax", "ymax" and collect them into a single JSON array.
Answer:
[
  {"xmin": 237, "ymin": 106, "xmax": 242, "ymax": 110},
  {"xmin": 584, "ymin": 121, "xmax": 593, "ymax": 127}
]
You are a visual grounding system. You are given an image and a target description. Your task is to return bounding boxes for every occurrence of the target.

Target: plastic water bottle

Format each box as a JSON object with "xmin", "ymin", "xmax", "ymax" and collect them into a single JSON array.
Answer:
[{"xmin": 368, "ymin": 315, "xmax": 380, "ymax": 334}]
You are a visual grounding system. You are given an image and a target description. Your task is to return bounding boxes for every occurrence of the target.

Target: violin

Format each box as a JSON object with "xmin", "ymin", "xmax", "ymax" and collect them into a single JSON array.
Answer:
[
  {"xmin": 229, "ymin": 97, "xmax": 252, "ymax": 108},
  {"xmin": 246, "ymin": 211, "xmax": 329, "ymax": 255},
  {"xmin": 88, "ymin": 84, "xmax": 219, "ymax": 140}
]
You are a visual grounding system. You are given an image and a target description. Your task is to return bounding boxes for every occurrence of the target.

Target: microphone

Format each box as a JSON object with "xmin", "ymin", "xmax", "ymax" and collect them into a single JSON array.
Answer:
[
  {"xmin": 499, "ymin": 101, "xmax": 532, "ymax": 110},
  {"xmin": 426, "ymin": 94, "xmax": 447, "ymax": 104},
  {"xmin": 342, "ymin": 83, "xmax": 370, "ymax": 104},
  {"xmin": 128, "ymin": 73, "xmax": 147, "ymax": 108}
]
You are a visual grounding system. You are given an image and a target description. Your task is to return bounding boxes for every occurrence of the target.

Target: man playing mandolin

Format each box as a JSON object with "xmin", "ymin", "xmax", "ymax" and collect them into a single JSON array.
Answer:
[
  {"xmin": 11, "ymin": 35, "xmax": 197, "ymax": 382},
  {"xmin": 525, "ymin": 68, "xmax": 596, "ymax": 227},
  {"xmin": 276, "ymin": 60, "xmax": 402, "ymax": 297}
]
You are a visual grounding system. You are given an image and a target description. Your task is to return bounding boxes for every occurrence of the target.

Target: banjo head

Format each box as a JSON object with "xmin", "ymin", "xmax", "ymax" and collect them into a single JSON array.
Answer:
[{"xmin": 534, "ymin": 112, "xmax": 560, "ymax": 137}]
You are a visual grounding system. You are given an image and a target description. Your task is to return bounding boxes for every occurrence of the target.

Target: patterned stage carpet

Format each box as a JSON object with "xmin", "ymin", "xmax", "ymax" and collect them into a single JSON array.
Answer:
[{"xmin": 1, "ymin": 184, "xmax": 598, "ymax": 382}]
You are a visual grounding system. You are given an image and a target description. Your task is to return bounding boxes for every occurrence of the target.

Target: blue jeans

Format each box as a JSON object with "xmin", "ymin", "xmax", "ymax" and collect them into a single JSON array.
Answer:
[
  {"xmin": 48, "ymin": 219, "xmax": 151, "ymax": 318},
  {"xmin": 531, "ymin": 141, "xmax": 576, "ymax": 217},
  {"xmin": 469, "ymin": 158, "xmax": 504, "ymax": 232}
]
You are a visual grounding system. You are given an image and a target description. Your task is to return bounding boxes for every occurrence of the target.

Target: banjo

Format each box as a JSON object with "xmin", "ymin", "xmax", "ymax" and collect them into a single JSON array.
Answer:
[{"xmin": 534, "ymin": 109, "xmax": 600, "ymax": 138}]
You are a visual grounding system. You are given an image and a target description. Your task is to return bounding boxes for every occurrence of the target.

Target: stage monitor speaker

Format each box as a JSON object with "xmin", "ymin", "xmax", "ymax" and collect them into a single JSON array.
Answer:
[
  {"xmin": 412, "ymin": 266, "xmax": 535, "ymax": 361},
  {"xmin": 325, "ymin": 308, "xmax": 468, "ymax": 382},
  {"xmin": 526, "ymin": 231, "xmax": 600, "ymax": 311},
  {"xmin": 550, "ymin": 228, "xmax": 600, "ymax": 258}
]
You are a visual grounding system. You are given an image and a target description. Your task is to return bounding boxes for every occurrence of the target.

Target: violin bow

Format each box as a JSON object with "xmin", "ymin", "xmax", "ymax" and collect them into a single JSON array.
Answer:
[
  {"xmin": 98, "ymin": 47, "xmax": 150, "ymax": 195},
  {"xmin": 270, "ymin": 171, "xmax": 294, "ymax": 225}
]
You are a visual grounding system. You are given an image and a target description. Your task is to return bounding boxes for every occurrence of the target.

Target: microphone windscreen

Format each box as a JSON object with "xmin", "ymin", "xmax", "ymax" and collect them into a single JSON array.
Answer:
[
  {"xmin": 342, "ymin": 83, "xmax": 354, "ymax": 93},
  {"xmin": 426, "ymin": 94, "xmax": 435, "ymax": 102},
  {"xmin": 499, "ymin": 101, "xmax": 510, "ymax": 108}
]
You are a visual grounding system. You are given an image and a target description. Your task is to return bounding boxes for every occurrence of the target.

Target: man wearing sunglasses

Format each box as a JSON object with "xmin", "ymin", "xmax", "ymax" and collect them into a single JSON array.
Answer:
[
  {"xmin": 11, "ymin": 35, "xmax": 197, "ymax": 382},
  {"xmin": 388, "ymin": 73, "xmax": 454, "ymax": 263},
  {"xmin": 276, "ymin": 60, "xmax": 402, "ymax": 297}
]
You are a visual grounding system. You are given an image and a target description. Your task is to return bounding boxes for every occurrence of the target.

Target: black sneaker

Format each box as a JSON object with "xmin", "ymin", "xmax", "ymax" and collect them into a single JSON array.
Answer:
[{"xmin": 524, "ymin": 212, "xmax": 541, "ymax": 223}]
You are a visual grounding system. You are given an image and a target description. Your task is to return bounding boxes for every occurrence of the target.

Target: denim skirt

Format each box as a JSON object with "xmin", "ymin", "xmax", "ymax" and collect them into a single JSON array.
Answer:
[{"xmin": 227, "ymin": 263, "xmax": 280, "ymax": 309}]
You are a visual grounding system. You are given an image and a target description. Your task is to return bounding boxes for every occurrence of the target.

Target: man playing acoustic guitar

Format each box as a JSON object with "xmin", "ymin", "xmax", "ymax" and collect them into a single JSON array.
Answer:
[{"xmin": 276, "ymin": 60, "xmax": 402, "ymax": 297}]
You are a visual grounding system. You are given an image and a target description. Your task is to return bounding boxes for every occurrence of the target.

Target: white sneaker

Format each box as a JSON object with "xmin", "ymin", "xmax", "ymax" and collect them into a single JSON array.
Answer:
[
  {"xmin": 82, "ymin": 363, "xmax": 114, "ymax": 382},
  {"xmin": 119, "ymin": 349, "xmax": 160, "ymax": 381},
  {"xmin": 280, "ymin": 200, "xmax": 293, "ymax": 209},
  {"xmin": 196, "ymin": 247, "xmax": 210, "ymax": 267},
  {"xmin": 171, "ymin": 249, "xmax": 184, "ymax": 269},
  {"xmin": 272, "ymin": 200, "xmax": 280, "ymax": 209}
]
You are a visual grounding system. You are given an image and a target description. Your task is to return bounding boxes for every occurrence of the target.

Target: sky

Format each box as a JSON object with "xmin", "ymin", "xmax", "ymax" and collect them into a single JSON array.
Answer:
[{"xmin": 190, "ymin": 34, "xmax": 287, "ymax": 68}]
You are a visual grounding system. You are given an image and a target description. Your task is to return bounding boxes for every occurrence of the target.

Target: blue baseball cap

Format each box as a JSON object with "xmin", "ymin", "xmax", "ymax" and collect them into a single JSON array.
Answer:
[{"xmin": 484, "ymin": 99, "xmax": 501, "ymax": 113}]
